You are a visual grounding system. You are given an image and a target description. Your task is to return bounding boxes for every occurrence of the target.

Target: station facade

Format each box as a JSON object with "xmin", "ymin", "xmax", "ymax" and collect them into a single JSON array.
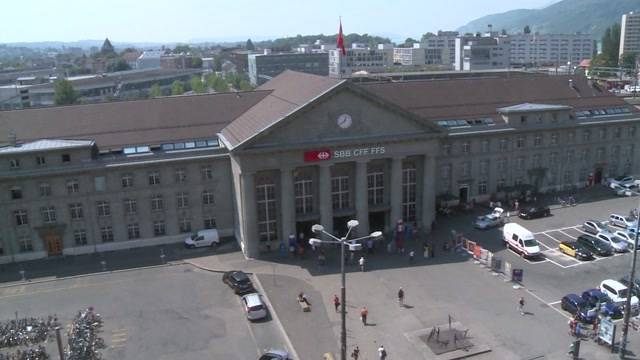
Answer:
[{"xmin": 0, "ymin": 71, "xmax": 638, "ymax": 261}]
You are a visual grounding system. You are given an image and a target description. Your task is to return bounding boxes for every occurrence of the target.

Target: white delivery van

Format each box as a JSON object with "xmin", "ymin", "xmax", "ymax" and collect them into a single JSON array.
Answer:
[
  {"xmin": 184, "ymin": 229, "xmax": 219, "ymax": 248},
  {"xmin": 503, "ymin": 223, "xmax": 541, "ymax": 258}
]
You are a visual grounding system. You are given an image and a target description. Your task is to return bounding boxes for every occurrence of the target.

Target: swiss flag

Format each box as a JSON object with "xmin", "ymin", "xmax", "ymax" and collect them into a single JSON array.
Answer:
[{"xmin": 337, "ymin": 19, "xmax": 346, "ymax": 56}]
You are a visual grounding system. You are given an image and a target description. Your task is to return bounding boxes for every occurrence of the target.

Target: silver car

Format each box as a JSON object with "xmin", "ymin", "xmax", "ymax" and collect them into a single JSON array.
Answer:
[
  {"xmin": 583, "ymin": 220, "xmax": 610, "ymax": 235},
  {"xmin": 474, "ymin": 208, "xmax": 504, "ymax": 230},
  {"xmin": 614, "ymin": 231, "xmax": 637, "ymax": 250},
  {"xmin": 597, "ymin": 232, "xmax": 628, "ymax": 252}
]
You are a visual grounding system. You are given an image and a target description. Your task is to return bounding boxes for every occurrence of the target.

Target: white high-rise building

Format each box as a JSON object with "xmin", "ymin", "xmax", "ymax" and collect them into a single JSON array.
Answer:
[
  {"xmin": 329, "ymin": 45, "xmax": 394, "ymax": 77},
  {"xmin": 509, "ymin": 33, "xmax": 593, "ymax": 66},
  {"xmin": 620, "ymin": 11, "xmax": 640, "ymax": 60},
  {"xmin": 455, "ymin": 36, "xmax": 510, "ymax": 71}
]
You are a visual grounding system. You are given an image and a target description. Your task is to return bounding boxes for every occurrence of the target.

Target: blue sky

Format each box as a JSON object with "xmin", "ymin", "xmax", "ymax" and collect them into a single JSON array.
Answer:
[{"xmin": 2, "ymin": 0, "xmax": 558, "ymax": 43}]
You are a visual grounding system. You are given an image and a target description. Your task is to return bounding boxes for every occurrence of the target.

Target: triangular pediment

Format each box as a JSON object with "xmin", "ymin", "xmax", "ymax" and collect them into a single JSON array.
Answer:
[{"xmin": 244, "ymin": 84, "xmax": 441, "ymax": 150}]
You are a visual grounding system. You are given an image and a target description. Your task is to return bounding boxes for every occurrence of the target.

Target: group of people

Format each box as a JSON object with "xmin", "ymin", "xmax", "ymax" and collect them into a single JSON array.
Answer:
[{"xmin": 348, "ymin": 344, "xmax": 386, "ymax": 360}]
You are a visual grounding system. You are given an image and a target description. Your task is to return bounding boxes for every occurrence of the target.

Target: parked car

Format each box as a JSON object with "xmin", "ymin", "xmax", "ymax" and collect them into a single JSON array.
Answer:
[
  {"xmin": 581, "ymin": 289, "xmax": 623, "ymax": 318},
  {"xmin": 223, "ymin": 270, "xmax": 254, "ymax": 294},
  {"xmin": 577, "ymin": 234, "xmax": 613, "ymax": 256},
  {"xmin": 241, "ymin": 293, "xmax": 268, "ymax": 321},
  {"xmin": 558, "ymin": 241, "xmax": 594, "ymax": 260},
  {"xmin": 613, "ymin": 183, "xmax": 639, "ymax": 197},
  {"xmin": 582, "ymin": 220, "xmax": 610, "ymax": 235},
  {"xmin": 600, "ymin": 279, "xmax": 640, "ymax": 314},
  {"xmin": 596, "ymin": 232, "xmax": 628, "ymax": 252},
  {"xmin": 613, "ymin": 230, "xmax": 637, "ymax": 250},
  {"xmin": 503, "ymin": 223, "xmax": 541, "ymax": 258},
  {"xmin": 259, "ymin": 349, "xmax": 291, "ymax": 360},
  {"xmin": 619, "ymin": 275, "xmax": 640, "ymax": 297},
  {"xmin": 474, "ymin": 207, "xmax": 504, "ymax": 229},
  {"xmin": 608, "ymin": 175, "xmax": 636, "ymax": 188},
  {"xmin": 560, "ymin": 294, "xmax": 597, "ymax": 323},
  {"xmin": 184, "ymin": 229, "xmax": 220, "ymax": 248},
  {"xmin": 610, "ymin": 214, "xmax": 636, "ymax": 228},
  {"xmin": 519, "ymin": 206, "xmax": 551, "ymax": 220}
]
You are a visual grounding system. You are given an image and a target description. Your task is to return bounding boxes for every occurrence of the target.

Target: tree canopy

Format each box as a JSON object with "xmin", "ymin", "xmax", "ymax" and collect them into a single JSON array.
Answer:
[
  {"xmin": 53, "ymin": 79, "xmax": 79, "ymax": 105},
  {"xmin": 253, "ymin": 33, "xmax": 391, "ymax": 52},
  {"xmin": 190, "ymin": 76, "xmax": 207, "ymax": 94},
  {"xmin": 171, "ymin": 80, "xmax": 185, "ymax": 95},
  {"xmin": 246, "ymin": 39, "xmax": 255, "ymax": 51},
  {"xmin": 148, "ymin": 83, "xmax": 162, "ymax": 98},
  {"xmin": 206, "ymin": 74, "xmax": 229, "ymax": 92},
  {"xmin": 523, "ymin": 25, "xmax": 531, "ymax": 34}
]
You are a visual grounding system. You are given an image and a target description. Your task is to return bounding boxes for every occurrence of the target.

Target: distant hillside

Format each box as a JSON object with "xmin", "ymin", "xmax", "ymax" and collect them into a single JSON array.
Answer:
[{"xmin": 458, "ymin": 0, "xmax": 639, "ymax": 39}]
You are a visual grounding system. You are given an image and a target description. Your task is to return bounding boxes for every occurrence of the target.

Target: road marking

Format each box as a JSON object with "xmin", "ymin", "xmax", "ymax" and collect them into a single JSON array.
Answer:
[
  {"xmin": 0, "ymin": 279, "xmax": 130, "ymax": 299},
  {"xmin": 559, "ymin": 230, "xmax": 578, "ymax": 239},
  {"xmin": 548, "ymin": 300, "xmax": 561, "ymax": 305},
  {"xmin": 110, "ymin": 328, "xmax": 128, "ymax": 349},
  {"xmin": 540, "ymin": 232, "xmax": 563, "ymax": 244}
]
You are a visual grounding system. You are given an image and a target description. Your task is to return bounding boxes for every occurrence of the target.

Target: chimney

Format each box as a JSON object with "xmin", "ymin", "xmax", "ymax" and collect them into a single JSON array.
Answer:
[{"xmin": 8, "ymin": 131, "xmax": 16, "ymax": 147}]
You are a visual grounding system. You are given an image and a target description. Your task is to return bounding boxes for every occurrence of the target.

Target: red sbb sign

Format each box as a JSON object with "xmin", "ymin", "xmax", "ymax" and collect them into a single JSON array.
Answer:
[{"xmin": 304, "ymin": 149, "xmax": 332, "ymax": 162}]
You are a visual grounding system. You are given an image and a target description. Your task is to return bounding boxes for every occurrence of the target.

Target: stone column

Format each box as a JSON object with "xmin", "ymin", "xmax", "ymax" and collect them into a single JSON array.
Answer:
[
  {"xmin": 422, "ymin": 156, "xmax": 436, "ymax": 232},
  {"xmin": 318, "ymin": 164, "xmax": 333, "ymax": 237},
  {"xmin": 355, "ymin": 160, "xmax": 369, "ymax": 236},
  {"xmin": 241, "ymin": 172, "xmax": 258, "ymax": 258},
  {"xmin": 280, "ymin": 167, "xmax": 295, "ymax": 246},
  {"xmin": 390, "ymin": 157, "xmax": 403, "ymax": 225}
]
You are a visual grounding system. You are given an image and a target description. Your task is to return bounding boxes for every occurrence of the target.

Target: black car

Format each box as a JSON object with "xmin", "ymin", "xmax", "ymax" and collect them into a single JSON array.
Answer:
[
  {"xmin": 577, "ymin": 234, "xmax": 613, "ymax": 256},
  {"xmin": 561, "ymin": 294, "xmax": 597, "ymax": 323},
  {"xmin": 223, "ymin": 270, "xmax": 254, "ymax": 294},
  {"xmin": 519, "ymin": 206, "xmax": 551, "ymax": 219}
]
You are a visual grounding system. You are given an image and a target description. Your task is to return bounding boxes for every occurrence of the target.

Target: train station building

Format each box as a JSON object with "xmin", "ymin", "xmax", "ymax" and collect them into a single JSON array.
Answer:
[{"xmin": 0, "ymin": 71, "xmax": 638, "ymax": 262}]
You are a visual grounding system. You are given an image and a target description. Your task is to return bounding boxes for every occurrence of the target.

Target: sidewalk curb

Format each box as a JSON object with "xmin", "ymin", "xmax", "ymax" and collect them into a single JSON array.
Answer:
[
  {"xmin": 253, "ymin": 275, "xmax": 301, "ymax": 360},
  {"xmin": 183, "ymin": 259, "xmax": 235, "ymax": 274},
  {"xmin": 0, "ymin": 261, "xmax": 184, "ymax": 289}
]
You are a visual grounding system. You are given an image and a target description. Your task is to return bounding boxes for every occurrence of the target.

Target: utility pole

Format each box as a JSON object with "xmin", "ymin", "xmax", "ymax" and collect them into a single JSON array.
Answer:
[{"xmin": 619, "ymin": 208, "xmax": 640, "ymax": 358}]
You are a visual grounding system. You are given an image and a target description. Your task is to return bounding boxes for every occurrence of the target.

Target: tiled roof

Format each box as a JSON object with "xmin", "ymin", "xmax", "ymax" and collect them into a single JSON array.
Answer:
[
  {"xmin": 0, "ymin": 139, "xmax": 95, "ymax": 154},
  {"xmin": 220, "ymin": 70, "xmax": 344, "ymax": 149},
  {"xmin": 0, "ymin": 91, "xmax": 270, "ymax": 150}
]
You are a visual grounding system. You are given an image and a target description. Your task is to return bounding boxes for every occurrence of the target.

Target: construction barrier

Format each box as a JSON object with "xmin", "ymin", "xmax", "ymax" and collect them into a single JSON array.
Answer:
[{"xmin": 473, "ymin": 244, "xmax": 482, "ymax": 259}]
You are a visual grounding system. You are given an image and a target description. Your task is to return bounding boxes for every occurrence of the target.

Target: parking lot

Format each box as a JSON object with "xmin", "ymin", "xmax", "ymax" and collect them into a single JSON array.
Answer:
[{"xmin": 0, "ymin": 264, "xmax": 291, "ymax": 360}]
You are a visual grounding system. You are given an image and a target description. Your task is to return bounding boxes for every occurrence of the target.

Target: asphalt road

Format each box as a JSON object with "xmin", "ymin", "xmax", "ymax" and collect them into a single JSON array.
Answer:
[{"xmin": 0, "ymin": 264, "xmax": 290, "ymax": 360}]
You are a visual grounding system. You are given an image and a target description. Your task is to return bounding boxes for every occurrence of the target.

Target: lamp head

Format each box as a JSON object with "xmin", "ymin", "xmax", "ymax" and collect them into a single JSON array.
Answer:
[
  {"xmin": 369, "ymin": 231, "xmax": 383, "ymax": 238},
  {"xmin": 309, "ymin": 238, "xmax": 322, "ymax": 246},
  {"xmin": 311, "ymin": 224, "xmax": 324, "ymax": 233},
  {"xmin": 347, "ymin": 219, "xmax": 359, "ymax": 229}
]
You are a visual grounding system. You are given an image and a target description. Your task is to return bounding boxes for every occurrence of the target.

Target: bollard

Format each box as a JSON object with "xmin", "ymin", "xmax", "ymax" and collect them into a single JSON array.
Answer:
[
  {"xmin": 100, "ymin": 260, "xmax": 107, "ymax": 271},
  {"xmin": 160, "ymin": 249, "xmax": 166, "ymax": 264},
  {"xmin": 19, "ymin": 270, "xmax": 26, "ymax": 281}
]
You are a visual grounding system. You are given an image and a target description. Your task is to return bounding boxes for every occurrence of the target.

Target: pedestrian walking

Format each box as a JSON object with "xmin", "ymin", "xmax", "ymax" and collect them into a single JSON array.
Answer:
[
  {"xmin": 409, "ymin": 250, "xmax": 415, "ymax": 263},
  {"xmin": 359, "ymin": 256, "xmax": 365, "ymax": 272},
  {"xmin": 398, "ymin": 287, "xmax": 405, "ymax": 306},
  {"xmin": 333, "ymin": 294, "xmax": 341, "ymax": 312},
  {"xmin": 351, "ymin": 345, "xmax": 360, "ymax": 360},
  {"xmin": 377, "ymin": 345, "xmax": 387, "ymax": 360},
  {"xmin": 360, "ymin": 306, "xmax": 368, "ymax": 325},
  {"xmin": 518, "ymin": 296, "xmax": 525, "ymax": 315}
]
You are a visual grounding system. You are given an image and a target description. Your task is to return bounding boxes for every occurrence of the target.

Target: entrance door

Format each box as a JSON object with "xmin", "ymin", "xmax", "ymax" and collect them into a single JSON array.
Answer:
[
  {"xmin": 333, "ymin": 216, "xmax": 351, "ymax": 238},
  {"xmin": 45, "ymin": 234, "xmax": 63, "ymax": 256},
  {"xmin": 459, "ymin": 186, "xmax": 469, "ymax": 204},
  {"xmin": 368, "ymin": 211, "xmax": 386, "ymax": 233},
  {"xmin": 296, "ymin": 221, "xmax": 315, "ymax": 246},
  {"xmin": 594, "ymin": 168, "xmax": 603, "ymax": 185}
]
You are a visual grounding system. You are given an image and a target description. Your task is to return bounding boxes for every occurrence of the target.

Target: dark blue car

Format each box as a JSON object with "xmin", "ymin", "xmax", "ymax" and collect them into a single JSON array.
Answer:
[
  {"xmin": 581, "ymin": 289, "xmax": 623, "ymax": 318},
  {"xmin": 561, "ymin": 294, "xmax": 597, "ymax": 323}
]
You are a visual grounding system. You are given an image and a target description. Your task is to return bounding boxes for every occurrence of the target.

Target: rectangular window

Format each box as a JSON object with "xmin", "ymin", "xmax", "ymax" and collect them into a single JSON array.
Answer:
[
  {"xmin": 478, "ymin": 180, "xmax": 488, "ymax": 195},
  {"xmin": 202, "ymin": 190, "xmax": 215, "ymax": 205},
  {"xmin": 550, "ymin": 134, "xmax": 558, "ymax": 145},
  {"xmin": 201, "ymin": 166, "xmax": 213, "ymax": 181},
  {"xmin": 516, "ymin": 157, "xmax": 525, "ymax": 170},
  {"xmin": 66, "ymin": 179, "xmax": 80, "ymax": 194},
  {"xmin": 402, "ymin": 166, "xmax": 417, "ymax": 222},
  {"xmin": 96, "ymin": 200, "xmax": 111, "ymax": 217},
  {"xmin": 497, "ymin": 158, "xmax": 507, "ymax": 171},
  {"xmin": 442, "ymin": 144, "xmax": 451, "ymax": 155},
  {"xmin": 497, "ymin": 178, "xmax": 505, "ymax": 191},
  {"xmin": 61, "ymin": 154, "xmax": 71, "ymax": 162},
  {"xmin": 179, "ymin": 218, "xmax": 192, "ymax": 233},
  {"xmin": 614, "ymin": 127, "xmax": 621, "ymax": 138},
  {"xmin": 460, "ymin": 162, "xmax": 471, "ymax": 177},
  {"xmin": 74, "ymin": 229, "xmax": 87, "ymax": 245},
  {"xmin": 480, "ymin": 160, "xmax": 489, "ymax": 175},
  {"xmin": 10, "ymin": 186, "xmax": 22, "ymax": 200},
  {"xmin": 175, "ymin": 168, "xmax": 187, "ymax": 183},
  {"xmin": 550, "ymin": 152, "xmax": 558, "ymax": 165},
  {"xmin": 256, "ymin": 183, "xmax": 277, "ymax": 242},
  {"xmin": 148, "ymin": 172, "xmax": 161, "ymax": 185},
  {"xmin": 94, "ymin": 176, "xmax": 106, "ymax": 192},
  {"xmin": 41, "ymin": 206, "xmax": 57, "ymax": 224},
  {"xmin": 534, "ymin": 135, "xmax": 542, "ymax": 147},
  {"xmin": 176, "ymin": 192, "xmax": 189, "ymax": 208},
  {"xmin": 294, "ymin": 176, "xmax": 313, "ymax": 215},
  {"xmin": 39, "ymin": 183, "xmax": 51, "ymax": 197},
  {"xmin": 153, "ymin": 221, "xmax": 166, "ymax": 236},
  {"xmin": 69, "ymin": 203, "xmax": 83, "ymax": 220},
  {"xmin": 599, "ymin": 128, "xmax": 607, "ymax": 140},
  {"xmin": 36, "ymin": 156, "xmax": 46, "ymax": 166},
  {"xmin": 533, "ymin": 154, "xmax": 542, "ymax": 167},
  {"xmin": 629, "ymin": 126, "xmax": 637, "ymax": 138},
  {"xmin": 9, "ymin": 159, "xmax": 20, "ymax": 169},
  {"xmin": 331, "ymin": 176, "xmax": 350, "ymax": 210},
  {"xmin": 151, "ymin": 195, "xmax": 164, "ymax": 211},
  {"xmin": 124, "ymin": 198, "xmax": 137, "ymax": 215},
  {"xmin": 461, "ymin": 142, "xmax": 470, "ymax": 153},
  {"xmin": 564, "ymin": 170, "xmax": 573, "ymax": 184},
  {"xmin": 583, "ymin": 129, "xmax": 591, "ymax": 142},
  {"xmin": 481, "ymin": 140, "xmax": 490, "ymax": 153},
  {"xmin": 567, "ymin": 132, "xmax": 575, "ymax": 143},
  {"xmin": 127, "ymin": 223, "xmax": 140, "ymax": 239},
  {"xmin": 367, "ymin": 171, "xmax": 384, "ymax": 206},
  {"xmin": 14, "ymin": 210, "xmax": 28, "ymax": 226},
  {"xmin": 499, "ymin": 139, "xmax": 508, "ymax": 151},
  {"xmin": 101, "ymin": 226, "xmax": 114, "ymax": 242},
  {"xmin": 204, "ymin": 216, "xmax": 216, "ymax": 229},
  {"xmin": 121, "ymin": 173, "xmax": 133, "ymax": 188},
  {"xmin": 516, "ymin": 137, "xmax": 525, "ymax": 149},
  {"xmin": 19, "ymin": 234, "xmax": 33, "ymax": 252}
]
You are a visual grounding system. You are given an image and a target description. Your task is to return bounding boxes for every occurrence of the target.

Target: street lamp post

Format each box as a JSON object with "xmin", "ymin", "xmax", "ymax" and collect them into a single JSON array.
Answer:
[
  {"xmin": 309, "ymin": 220, "xmax": 382, "ymax": 360},
  {"xmin": 620, "ymin": 201, "xmax": 640, "ymax": 358}
]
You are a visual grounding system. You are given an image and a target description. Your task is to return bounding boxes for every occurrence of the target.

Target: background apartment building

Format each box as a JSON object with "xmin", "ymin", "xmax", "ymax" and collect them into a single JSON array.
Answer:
[
  {"xmin": 248, "ymin": 50, "xmax": 329, "ymax": 86},
  {"xmin": 392, "ymin": 47, "xmax": 426, "ymax": 66},
  {"xmin": 455, "ymin": 36, "xmax": 510, "ymax": 71},
  {"xmin": 620, "ymin": 11, "xmax": 640, "ymax": 60},
  {"xmin": 329, "ymin": 44, "xmax": 394, "ymax": 77},
  {"xmin": 509, "ymin": 33, "xmax": 593, "ymax": 66},
  {"xmin": 421, "ymin": 31, "xmax": 459, "ymax": 67}
]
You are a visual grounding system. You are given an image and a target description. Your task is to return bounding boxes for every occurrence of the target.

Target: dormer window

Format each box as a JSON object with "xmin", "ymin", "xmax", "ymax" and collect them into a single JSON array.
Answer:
[
  {"xmin": 9, "ymin": 159, "xmax": 20, "ymax": 169},
  {"xmin": 62, "ymin": 154, "xmax": 71, "ymax": 163},
  {"xmin": 36, "ymin": 156, "xmax": 46, "ymax": 166},
  {"xmin": 520, "ymin": 115, "xmax": 527, "ymax": 124}
]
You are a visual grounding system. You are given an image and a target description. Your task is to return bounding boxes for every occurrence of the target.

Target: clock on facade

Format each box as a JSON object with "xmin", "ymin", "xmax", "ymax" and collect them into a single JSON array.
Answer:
[{"xmin": 337, "ymin": 113, "xmax": 353, "ymax": 129}]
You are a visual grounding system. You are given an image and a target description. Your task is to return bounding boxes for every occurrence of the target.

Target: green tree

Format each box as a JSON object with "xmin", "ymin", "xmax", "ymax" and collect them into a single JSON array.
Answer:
[
  {"xmin": 620, "ymin": 52, "xmax": 638, "ymax": 75},
  {"xmin": 171, "ymin": 80, "xmax": 185, "ymax": 95},
  {"xmin": 524, "ymin": 25, "xmax": 531, "ymax": 34},
  {"xmin": 190, "ymin": 76, "xmax": 207, "ymax": 93},
  {"xmin": 213, "ymin": 55, "xmax": 222, "ymax": 71},
  {"xmin": 190, "ymin": 56, "xmax": 203, "ymax": 68},
  {"xmin": 108, "ymin": 58, "xmax": 130, "ymax": 72},
  {"xmin": 501, "ymin": 29, "xmax": 507, "ymax": 36},
  {"xmin": 402, "ymin": 38, "xmax": 418, "ymax": 48},
  {"xmin": 601, "ymin": 23, "xmax": 621, "ymax": 66},
  {"xmin": 420, "ymin": 32, "xmax": 436, "ymax": 42},
  {"xmin": 149, "ymin": 83, "xmax": 162, "ymax": 98},
  {"xmin": 53, "ymin": 79, "xmax": 79, "ymax": 105},
  {"xmin": 246, "ymin": 39, "xmax": 255, "ymax": 51},
  {"xmin": 238, "ymin": 80, "xmax": 253, "ymax": 91},
  {"xmin": 173, "ymin": 44, "xmax": 191, "ymax": 54},
  {"xmin": 207, "ymin": 74, "xmax": 229, "ymax": 92}
]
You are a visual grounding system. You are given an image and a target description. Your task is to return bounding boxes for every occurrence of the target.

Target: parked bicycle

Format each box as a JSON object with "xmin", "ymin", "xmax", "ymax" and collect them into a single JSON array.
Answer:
[{"xmin": 65, "ymin": 308, "xmax": 105, "ymax": 360}]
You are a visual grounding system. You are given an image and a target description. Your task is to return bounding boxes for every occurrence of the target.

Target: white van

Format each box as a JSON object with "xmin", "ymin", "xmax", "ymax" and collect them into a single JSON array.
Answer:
[
  {"xmin": 184, "ymin": 229, "xmax": 219, "ymax": 248},
  {"xmin": 503, "ymin": 223, "xmax": 541, "ymax": 258},
  {"xmin": 600, "ymin": 279, "xmax": 640, "ymax": 314}
]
